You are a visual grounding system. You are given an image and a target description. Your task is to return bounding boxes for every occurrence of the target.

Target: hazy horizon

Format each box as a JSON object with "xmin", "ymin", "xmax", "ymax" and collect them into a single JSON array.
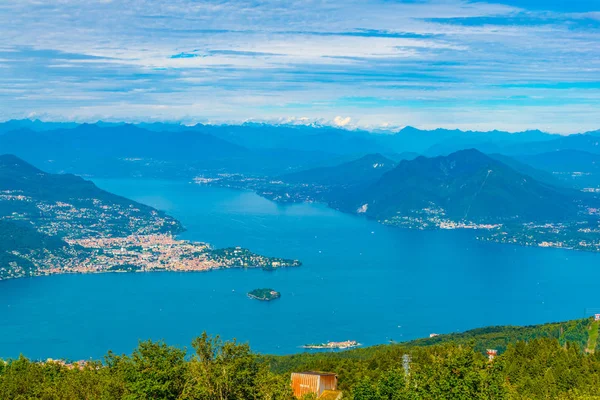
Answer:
[{"xmin": 0, "ymin": 117, "xmax": 597, "ymax": 136}]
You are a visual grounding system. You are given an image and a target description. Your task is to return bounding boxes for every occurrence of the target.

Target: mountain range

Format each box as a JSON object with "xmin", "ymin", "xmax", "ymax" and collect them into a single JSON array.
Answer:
[
  {"xmin": 0, "ymin": 124, "xmax": 352, "ymax": 177},
  {"xmin": 1, "ymin": 120, "xmax": 600, "ymax": 180}
]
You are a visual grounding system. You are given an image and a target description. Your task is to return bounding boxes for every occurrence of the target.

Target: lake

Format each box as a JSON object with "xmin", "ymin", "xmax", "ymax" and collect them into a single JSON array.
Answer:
[{"xmin": 1, "ymin": 179, "xmax": 599, "ymax": 360}]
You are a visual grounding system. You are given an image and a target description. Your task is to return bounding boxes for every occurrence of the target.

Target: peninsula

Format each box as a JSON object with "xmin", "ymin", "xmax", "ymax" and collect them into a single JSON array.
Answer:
[
  {"xmin": 302, "ymin": 340, "xmax": 361, "ymax": 350},
  {"xmin": 0, "ymin": 155, "xmax": 301, "ymax": 281}
]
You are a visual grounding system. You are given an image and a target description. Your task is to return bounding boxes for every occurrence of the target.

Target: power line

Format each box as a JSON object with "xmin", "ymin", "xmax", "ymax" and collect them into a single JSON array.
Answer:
[{"xmin": 464, "ymin": 169, "xmax": 493, "ymax": 220}]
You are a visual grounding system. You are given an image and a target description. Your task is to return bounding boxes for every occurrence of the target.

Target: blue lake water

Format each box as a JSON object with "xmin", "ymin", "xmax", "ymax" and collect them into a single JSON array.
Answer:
[{"xmin": 1, "ymin": 179, "xmax": 600, "ymax": 360}]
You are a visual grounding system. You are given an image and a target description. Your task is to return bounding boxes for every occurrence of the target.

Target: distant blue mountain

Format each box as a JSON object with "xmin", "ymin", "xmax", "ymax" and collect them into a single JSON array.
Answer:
[
  {"xmin": 383, "ymin": 126, "xmax": 558, "ymax": 155},
  {"xmin": 1, "ymin": 120, "xmax": 599, "ymax": 180},
  {"xmin": 449, "ymin": 134, "xmax": 600, "ymax": 158},
  {"xmin": 488, "ymin": 153, "xmax": 570, "ymax": 188},
  {"xmin": 512, "ymin": 150, "xmax": 600, "ymax": 187},
  {"xmin": 517, "ymin": 150, "xmax": 600, "ymax": 173},
  {"xmin": 280, "ymin": 153, "xmax": 396, "ymax": 187},
  {"xmin": 0, "ymin": 123, "xmax": 349, "ymax": 177},
  {"xmin": 0, "ymin": 120, "xmax": 570, "ymax": 156},
  {"xmin": 504, "ymin": 134, "xmax": 600, "ymax": 156},
  {"xmin": 187, "ymin": 123, "xmax": 387, "ymax": 155},
  {"xmin": 0, "ymin": 119, "xmax": 79, "ymax": 134}
]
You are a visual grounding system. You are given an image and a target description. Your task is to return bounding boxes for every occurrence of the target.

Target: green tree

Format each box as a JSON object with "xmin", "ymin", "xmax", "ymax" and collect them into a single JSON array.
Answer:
[
  {"xmin": 353, "ymin": 377, "xmax": 381, "ymax": 400},
  {"xmin": 182, "ymin": 332, "xmax": 292, "ymax": 400},
  {"xmin": 376, "ymin": 369, "xmax": 407, "ymax": 400},
  {"xmin": 409, "ymin": 344, "xmax": 488, "ymax": 399},
  {"xmin": 105, "ymin": 340, "xmax": 187, "ymax": 400}
]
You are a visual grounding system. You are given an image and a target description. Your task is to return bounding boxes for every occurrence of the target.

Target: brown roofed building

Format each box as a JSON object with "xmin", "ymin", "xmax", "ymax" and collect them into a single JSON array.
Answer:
[{"xmin": 291, "ymin": 371, "xmax": 339, "ymax": 398}]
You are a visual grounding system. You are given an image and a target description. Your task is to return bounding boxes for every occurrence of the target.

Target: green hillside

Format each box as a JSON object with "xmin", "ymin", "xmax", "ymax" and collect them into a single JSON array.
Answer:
[
  {"xmin": 267, "ymin": 318, "xmax": 596, "ymax": 375},
  {"xmin": 0, "ymin": 220, "xmax": 69, "ymax": 279},
  {"xmin": 0, "ymin": 154, "xmax": 184, "ymax": 279},
  {"xmin": 0, "ymin": 154, "xmax": 182, "ymax": 238},
  {"xmin": 341, "ymin": 149, "xmax": 585, "ymax": 223}
]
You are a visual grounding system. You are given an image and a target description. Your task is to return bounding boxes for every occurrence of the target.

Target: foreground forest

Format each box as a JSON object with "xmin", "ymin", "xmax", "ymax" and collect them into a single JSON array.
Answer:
[{"xmin": 1, "ymin": 318, "xmax": 599, "ymax": 399}]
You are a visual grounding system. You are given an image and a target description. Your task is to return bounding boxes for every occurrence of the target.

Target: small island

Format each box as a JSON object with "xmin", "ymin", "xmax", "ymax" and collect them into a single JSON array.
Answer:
[
  {"xmin": 247, "ymin": 288, "xmax": 281, "ymax": 301},
  {"xmin": 302, "ymin": 340, "xmax": 361, "ymax": 350}
]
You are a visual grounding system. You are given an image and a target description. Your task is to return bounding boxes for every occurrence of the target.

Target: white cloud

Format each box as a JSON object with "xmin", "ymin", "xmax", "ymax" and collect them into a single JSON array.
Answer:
[{"xmin": 333, "ymin": 116, "xmax": 352, "ymax": 127}]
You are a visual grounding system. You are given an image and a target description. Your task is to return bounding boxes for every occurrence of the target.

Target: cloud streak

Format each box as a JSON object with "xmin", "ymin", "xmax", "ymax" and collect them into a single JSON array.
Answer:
[{"xmin": 0, "ymin": 0, "xmax": 598, "ymax": 132}]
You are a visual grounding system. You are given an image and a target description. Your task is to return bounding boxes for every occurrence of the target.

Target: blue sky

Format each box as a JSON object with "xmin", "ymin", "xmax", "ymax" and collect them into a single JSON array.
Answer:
[{"xmin": 0, "ymin": 0, "xmax": 599, "ymax": 133}]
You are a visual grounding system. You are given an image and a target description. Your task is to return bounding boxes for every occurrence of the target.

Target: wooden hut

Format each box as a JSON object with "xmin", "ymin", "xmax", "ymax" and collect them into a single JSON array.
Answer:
[{"xmin": 291, "ymin": 371, "xmax": 338, "ymax": 398}]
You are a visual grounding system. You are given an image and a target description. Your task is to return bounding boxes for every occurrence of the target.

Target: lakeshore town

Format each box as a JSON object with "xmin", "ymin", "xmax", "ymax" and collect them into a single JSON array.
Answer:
[
  {"xmin": 1, "ymin": 233, "xmax": 301, "ymax": 281},
  {"xmin": 0, "ymin": 188, "xmax": 301, "ymax": 280},
  {"xmin": 301, "ymin": 340, "xmax": 361, "ymax": 350},
  {"xmin": 383, "ymin": 211, "xmax": 600, "ymax": 252},
  {"xmin": 194, "ymin": 176, "xmax": 600, "ymax": 253}
]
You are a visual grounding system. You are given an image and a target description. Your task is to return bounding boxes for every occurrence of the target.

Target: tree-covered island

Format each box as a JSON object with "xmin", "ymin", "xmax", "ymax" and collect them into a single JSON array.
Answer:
[{"xmin": 247, "ymin": 288, "xmax": 281, "ymax": 301}]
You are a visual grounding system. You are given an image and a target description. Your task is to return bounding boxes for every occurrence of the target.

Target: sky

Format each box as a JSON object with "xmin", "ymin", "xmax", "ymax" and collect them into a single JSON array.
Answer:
[{"xmin": 0, "ymin": 0, "xmax": 599, "ymax": 133}]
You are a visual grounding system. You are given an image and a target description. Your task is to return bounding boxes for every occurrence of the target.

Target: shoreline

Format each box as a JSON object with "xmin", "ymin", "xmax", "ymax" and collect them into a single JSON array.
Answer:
[
  {"xmin": 205, "ymin": 182, "xmax": 600, "ymax": 254},
  {"xmin": 1, "ymin": 314, "xmax": 594, "ymax": 361},
  {"xmin": 0, "ymin": 263, "xmax": 297, "ymax": 284},
  {"xmin": 1, "ymin": 232, "xmax": 301, "ymax": 283},
  {"xmin": 247, "ymin": 294, "xmax": 279, "ymax": 301}
]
